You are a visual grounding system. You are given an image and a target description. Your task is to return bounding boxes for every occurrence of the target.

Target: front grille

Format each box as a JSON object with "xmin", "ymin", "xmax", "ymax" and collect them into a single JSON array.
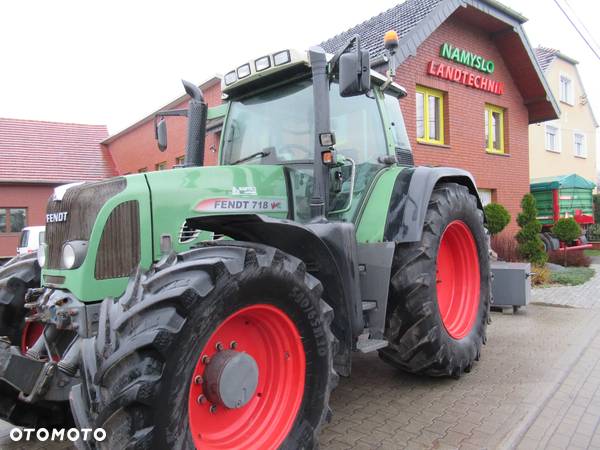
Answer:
[
  {"xmin": 95, "ymin": 200, "xmax": 140, "ymax": 280},
  {"xmin": 46, "ymin": 178, "xmax": 126, "ymax": 269},
  {"xmin": 44, "ymin": 275, "xmax": 65, "ymax": 285}
]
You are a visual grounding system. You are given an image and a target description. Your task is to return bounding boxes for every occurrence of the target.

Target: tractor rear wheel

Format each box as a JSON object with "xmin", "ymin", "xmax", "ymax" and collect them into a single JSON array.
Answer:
[
  {"xmin": 73, "ymin": 242, "xmax": 336, "ymax": 449},
  {"xmin": 379, "ymin": 182, "xmax": 491, "ymax": 377}
]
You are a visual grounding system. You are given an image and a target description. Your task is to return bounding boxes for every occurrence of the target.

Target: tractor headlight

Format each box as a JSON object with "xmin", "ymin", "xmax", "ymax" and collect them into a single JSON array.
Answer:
[
  {"xmin": 255, "ymin": 56, "xmax": 271, "ymax": 71},
  {"xmin": 62, "ymin": 244, "xmax": 76, "ymax": 269},
  {"xmin": 273, "ymin": 50, "xmax": 290, "ymax": 66},
  {"xmin": 224, "ymin": 70, "xmax": 237, "ymax": 86},
  {"xmin": 61, "ymin": 241, "xmax": 88, "ymax": 269},
  {"xmin": 237, "ymin": 63, "xmax": 251, "ymax": 79},
  {"xmin": 37, "ymin": 244, "xmax": 47, "ymax": 268}
]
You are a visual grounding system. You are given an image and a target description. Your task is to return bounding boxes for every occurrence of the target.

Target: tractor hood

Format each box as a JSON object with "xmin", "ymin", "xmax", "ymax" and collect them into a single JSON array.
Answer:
[
  {"xmin": 145, "ymin": 165, "xmax": 290, "ymax": 257},
  {"xmin": 40, "ymin": 165, "xmax": 290, "ymax": 302}
]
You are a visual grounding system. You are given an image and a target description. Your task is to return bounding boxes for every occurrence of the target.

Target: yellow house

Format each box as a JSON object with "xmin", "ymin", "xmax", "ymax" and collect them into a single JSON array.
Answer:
[{"xmin": 529, "ymin": 47, "xmax": 598, "ymax": 190}]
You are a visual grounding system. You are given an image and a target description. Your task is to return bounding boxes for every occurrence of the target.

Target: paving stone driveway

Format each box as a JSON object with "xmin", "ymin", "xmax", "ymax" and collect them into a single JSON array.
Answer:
[
  {"xmin": 518, "ymin": 329, "xmax": 600, "ymax": 450},
  {"xmin": 320, "ymin": 304, "xmax": 600, "ymax": 449},
  {"xmin": 1, "ymin": 268, "xmax": 599, "ymax": 450},
  {"xmin": 532, "ymin": 264, "xmax": 600, "ymax": 308}
]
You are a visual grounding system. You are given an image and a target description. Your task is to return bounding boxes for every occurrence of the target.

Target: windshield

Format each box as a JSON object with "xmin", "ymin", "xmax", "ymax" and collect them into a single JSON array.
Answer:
[
  {"xmin": 222, "ymin": 79, "xmax": 387, "ymax": 165},
  {"xmin": 19, "ymin": 230, "xmax": 29, "ymax": 248}
]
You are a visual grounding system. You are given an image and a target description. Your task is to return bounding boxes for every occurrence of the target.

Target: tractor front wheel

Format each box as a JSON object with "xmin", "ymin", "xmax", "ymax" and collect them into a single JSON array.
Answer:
[
  {"xmin": 74, "ymin": 243, "xmax": 337, "ymax": 449},
  {"xmin": 379, "ymin": 182, "xmax": 491, "ymax": 377}
]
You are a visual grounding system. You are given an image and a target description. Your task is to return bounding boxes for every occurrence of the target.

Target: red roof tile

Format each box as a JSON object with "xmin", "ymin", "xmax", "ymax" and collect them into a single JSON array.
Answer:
[{"xmin": 0, "ymin": 117, "xmax": 116, "ymax": 183}]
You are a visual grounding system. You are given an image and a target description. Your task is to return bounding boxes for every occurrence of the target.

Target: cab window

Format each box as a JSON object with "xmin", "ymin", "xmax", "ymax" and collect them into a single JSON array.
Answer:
[
  {"xmin": 383, "ymin": 94, "xmax": 411, "ymax": 151},
  {"xmin": 329, "ymin": 85, "xmax": 386, "ymax": 164}
]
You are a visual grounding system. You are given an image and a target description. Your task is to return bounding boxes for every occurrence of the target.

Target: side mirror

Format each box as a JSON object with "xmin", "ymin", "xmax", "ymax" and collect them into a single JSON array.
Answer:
[
  {"xmin": 339, "ymin": 48, "xmax": 370, "ymax": 97},
  {"xmin": 157, "ymin": 118, "xmax": 168, "ymax": 152}
]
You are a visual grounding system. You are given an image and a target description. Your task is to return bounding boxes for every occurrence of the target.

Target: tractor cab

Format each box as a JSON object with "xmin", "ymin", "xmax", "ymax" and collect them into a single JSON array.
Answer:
[
  {"xmin": 218, "ymin": 56, "xmax": 412, "ymax": 222},
  {"xmin": 156, "ymin": 38, "xmax": 412, "ymax": 225}
]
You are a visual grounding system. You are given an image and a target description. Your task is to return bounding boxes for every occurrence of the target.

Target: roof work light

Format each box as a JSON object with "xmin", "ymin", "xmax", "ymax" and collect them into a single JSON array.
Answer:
[{"xmin": 384, "ymin": 30, "xmax": 399, "ymax": 51}]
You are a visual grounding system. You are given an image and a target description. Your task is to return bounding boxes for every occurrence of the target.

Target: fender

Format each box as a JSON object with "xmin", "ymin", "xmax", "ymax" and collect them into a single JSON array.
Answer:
[
  {"xmin": 384, "ymin": 166, "xmax": 484, "ymax": 243},
  {"xmin": 188, "ymin": 214, "xmax": 363, "ymax": 377}
]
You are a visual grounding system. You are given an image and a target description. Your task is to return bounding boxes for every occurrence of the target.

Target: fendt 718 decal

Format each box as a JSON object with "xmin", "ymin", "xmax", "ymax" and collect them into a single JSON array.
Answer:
[{"xmin": 195, "ymin": 197, "xmax": 288, "ymax": 213}]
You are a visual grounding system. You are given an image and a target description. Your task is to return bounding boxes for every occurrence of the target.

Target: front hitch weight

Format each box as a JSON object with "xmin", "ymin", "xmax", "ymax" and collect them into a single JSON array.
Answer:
[{"xmin": 0, "ymin": 339, "xmax": 71, "ymax": 404}]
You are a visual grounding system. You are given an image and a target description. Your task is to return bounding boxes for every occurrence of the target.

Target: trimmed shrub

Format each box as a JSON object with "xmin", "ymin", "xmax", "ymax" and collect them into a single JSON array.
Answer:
[
  {"xmin": 548, "ymin": 250, "xmax": 591, "ymax": 267},
  {"xmin": 552, "ymin": 218, "xmax": 582, "ymax": 266},
  {"xmin": 516, "ymin": 194, "xmax": 547, "ymax": 265},
  {"xmin": 552, "ymin": 218, "xmax": 581, "ymax": 244},
  {"xmin": 484, "ymin": 203, "xmax": 511, "ymax": 236},
  {"xmin": 491, "ymin": 234, "xmax": 521, "ymax": 262}
]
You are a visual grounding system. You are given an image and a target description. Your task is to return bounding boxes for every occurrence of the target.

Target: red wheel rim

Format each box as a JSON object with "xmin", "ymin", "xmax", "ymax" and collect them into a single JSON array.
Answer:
[
  {"xmin": 188, "ymin": 304, "xmax": 305, "ymax": 449},
  {"xmin": 436, "ymin": 220, "xmax": 480, "ymax": 339},
  {"xmin": 21, "ymin": 321, "xmax": 43, "ymax": 354}
]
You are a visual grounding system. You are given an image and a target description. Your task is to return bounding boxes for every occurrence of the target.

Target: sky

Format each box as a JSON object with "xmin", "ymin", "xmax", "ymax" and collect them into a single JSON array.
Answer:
[{"xmin": 1, "ymin": 0, "xmax": 599, "ymax": 161}]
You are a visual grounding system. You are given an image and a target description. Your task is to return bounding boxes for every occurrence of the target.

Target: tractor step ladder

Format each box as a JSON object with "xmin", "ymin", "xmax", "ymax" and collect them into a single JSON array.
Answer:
[
  {"xmin": 356, "ymin": 301, "xmax": 388, "ymax": 353},
  {"xmin": 362, "ymin": 301, "xmax": 377, "ymax": 311},
  {"xmin": 356, "ymin": 330, "xmax": 388, "ymax": 353}
]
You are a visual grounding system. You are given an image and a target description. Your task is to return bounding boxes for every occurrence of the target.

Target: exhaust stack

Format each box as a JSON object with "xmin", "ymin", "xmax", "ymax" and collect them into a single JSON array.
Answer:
[{"xmin": 154, "ymin": 80, "xmax": 208, "ymax": 167}]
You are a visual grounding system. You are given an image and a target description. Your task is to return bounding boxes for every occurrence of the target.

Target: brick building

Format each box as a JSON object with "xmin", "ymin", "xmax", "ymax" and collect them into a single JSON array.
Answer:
[
  {"xmin": 104, "ymin": 0, "xmax": 558, "ymax": 233},
  {"xmin": 0, "ymin": 118, "xmax": 114, "ymax": 258}
]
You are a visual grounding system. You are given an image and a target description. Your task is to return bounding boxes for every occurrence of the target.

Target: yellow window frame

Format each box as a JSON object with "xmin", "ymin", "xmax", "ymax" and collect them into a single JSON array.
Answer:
[
  {"xmin": 485, "ymin": 104, "xmax": 505, "ymax": 154},
  {"xmin": 416, "ymin": 86, "xmax": 445, "ymax": 145}
]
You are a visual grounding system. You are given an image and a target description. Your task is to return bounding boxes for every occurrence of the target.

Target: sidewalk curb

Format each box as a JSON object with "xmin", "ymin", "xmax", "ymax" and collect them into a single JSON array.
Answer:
[{"xmin": 499, "ymin": 308, "xmax": 600, "ymax": 449}]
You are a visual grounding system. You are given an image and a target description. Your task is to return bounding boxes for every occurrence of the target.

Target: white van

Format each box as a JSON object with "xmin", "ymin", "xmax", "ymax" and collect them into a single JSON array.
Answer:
[{"xmin": 17, "ymin": 226, "xmax": 45, "ymax": 256}]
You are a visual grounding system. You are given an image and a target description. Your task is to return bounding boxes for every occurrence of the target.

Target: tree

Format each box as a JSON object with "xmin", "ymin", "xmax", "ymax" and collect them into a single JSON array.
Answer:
[
  {"xmin": 552, "ymin": 218, "xmax": 581, "ymax": 266},
  {"xmin": 593, "ymin": 194, "xmax": 600, "ymax": 224},
  {"xmin": 484, "ymin": 203, "xmax": 511, "ymax": 236},
  {"xmin": 516, "ymin": 194, "xmax": 547, "ymax": 265}
]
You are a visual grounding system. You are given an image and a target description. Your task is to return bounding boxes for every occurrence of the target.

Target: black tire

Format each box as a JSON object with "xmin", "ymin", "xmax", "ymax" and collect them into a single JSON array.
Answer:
[
  {"xmin": 541, "ymin": 232, "xmax": 560, "ymax": 252},
  {"xmin": 73, "ymin": 242, "xmax": 337, "ymax": 449},
  {"xmin": 0, "ymin": 254, "xmax": 72, "ymax": 428},
  {"xmin": 379, "ymin": 182, "xmax": 491, "ymax": 377},
  {"xmin": 540, "ymin": 233, "xmax": 551, "ymax": 252},
  {"xmin": 547, "ymin": 234, "xmax": 560, "ymax": 251},
  {"xmin": 0, "ymin": 253, "xmax": 40, "ymax": 343}
]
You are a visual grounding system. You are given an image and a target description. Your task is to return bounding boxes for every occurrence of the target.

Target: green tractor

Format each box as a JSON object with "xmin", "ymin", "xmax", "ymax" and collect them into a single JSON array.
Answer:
[{"xmin": 0, "ymin": 32, "xmax": 490, "ymax": 448}]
